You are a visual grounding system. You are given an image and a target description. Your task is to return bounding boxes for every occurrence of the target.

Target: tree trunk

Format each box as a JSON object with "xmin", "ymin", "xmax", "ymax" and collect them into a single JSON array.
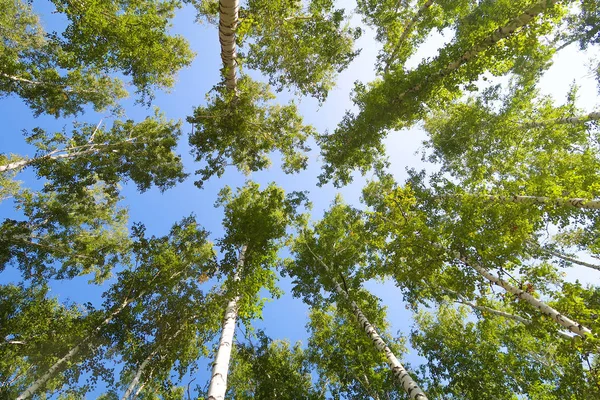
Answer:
[
  {"xmin": 331, "ymin": 278, "xmax": 428, "ymax": 400},
  {"xmin": 16, "ymin": 296, "xmax": 135, "ymax": 399},
  {"xmin": 384, "ymin": 0, "xmax": 435, "ymax": 73},
  {"xmin": 206, "ymin": 244, "xmax": 247, "ymax": 400},
  {"xmin": 122, "ymin": 349, "xmax": 157, "ymax": 400},
  {"xmin": 545, "ymin": 249, "xmax": 600, "ymax": 272},
  {"xmin": 397, "ymin": 0, "xmax": 555, "ymax": 101},
  {"xmin": 464, "ymin": 258, "xmax": 592, "ymax": 337},
  {"xmin": 522, "ymin": 111, "xmax": 600, "ymax": 128},
  {"xmin": 303, "ymin": 242, "xmax": 427, "ymax": 400},
  {"xmin": 218, "ymin": 0, "xmax": 239, "ymax": 90}
]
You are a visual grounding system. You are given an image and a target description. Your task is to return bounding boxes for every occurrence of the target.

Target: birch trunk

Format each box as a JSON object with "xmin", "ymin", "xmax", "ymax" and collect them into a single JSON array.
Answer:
[
  {"xmin": 122, "ymin": 349, "xmax": 157, "ymax": 400},
  {"xmin": 522, "ymin": 111, "xmax": 600, "ymax": 128},
  {"xmin": 545, "ymin": 249, "xmax": 600, "ymax": 272},
  {"xmin": 122, "ymin": 323, "xmax": 188, "ymax": 400},
  {"xmin": 384, "ymin": 0, "xmax": 435, "ymax": 73},
  {"xmin": 218, "ymin": 0, "xmax": 239, "ymax": 90},
  {"xmin": 397, "ymin": 0, "xmax": 554, "ymax": 101},
  {"xmin": 206, "ymin": 245, "xmax": 247, "ymax": 400},
  {"xmin": 304, "ymin": 243, "xmax": 427, "ymax": 400},
  {"xmin": 465, "ymin": 258, "xmax": 592, "ymax": 337},
  {"xmin": 331, "ymin": 279, "xmax": 428, "ymax": 400},
  {"xmin": 16, "ymin": 296, "xmax": 135, "ymax": 400}
]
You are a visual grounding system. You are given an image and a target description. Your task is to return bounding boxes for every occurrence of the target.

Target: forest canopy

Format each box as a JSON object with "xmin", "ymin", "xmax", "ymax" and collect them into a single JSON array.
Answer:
[{"xmin": 2, "ymin": 0, "xmax": 600, "ymax": 399}]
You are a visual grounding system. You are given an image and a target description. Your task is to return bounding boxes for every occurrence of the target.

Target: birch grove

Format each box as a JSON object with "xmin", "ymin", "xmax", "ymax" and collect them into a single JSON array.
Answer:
[{"xmin": 3, "ymin": 0, "xmax": 600, "ymax": 398}]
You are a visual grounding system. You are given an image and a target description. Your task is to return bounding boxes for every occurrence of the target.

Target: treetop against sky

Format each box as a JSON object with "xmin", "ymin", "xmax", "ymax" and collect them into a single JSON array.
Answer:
[{"xmin": 2, "ymin": 0, "xmax": 600, "ymax": 399}]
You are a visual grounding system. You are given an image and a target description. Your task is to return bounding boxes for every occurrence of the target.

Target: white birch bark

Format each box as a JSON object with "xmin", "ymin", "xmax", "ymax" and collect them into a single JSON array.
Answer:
[
  {"xmin": 384, "ymin": 0, "xmax": 435, "ymax": 73},
  {"xmin": 304, "ymin": 243, "xmax": 427, "ymax": 400},
  {"xmin": 122, "ymin": 349, "xmax": 157, "ymax": 400},
  {"xmin": 206, "ymin": 245, "xmax": 247, "ymax": 400},
  {"xmin": 465, "ymin": 259, "xmax": 592, "ymax": 337},
  {"xmin": 522, "ymin": 111, "xmax": 600, "ymax": 128},
  {"xmin": 545, "ymin": 249, "xmax": 600, "ymax": 272},
  {"xmin": 218, "ymin": 0, "xmax": 239, "ymax": 90},
  {"xmin": 331, "ymin": 279, "xmax": 428, "ymax": 400},
  {"xmin": 398, "ymin": 0, "xmax": 554, "ymax": 101},
  {"xmin": 16, "ymin": 296, "xmax": 135, "ymax": 399}
]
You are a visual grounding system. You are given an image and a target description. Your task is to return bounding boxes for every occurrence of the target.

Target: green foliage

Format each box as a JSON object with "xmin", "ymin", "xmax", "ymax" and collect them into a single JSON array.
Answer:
[
  {"xmin": 412, "ymin": 303, "xmax": 600, "ymax": 399},
  {"xmin": 7, "ymin": 111, "xmax": 187, "ymax": 194},
  {"xmin": 216, "ymin": 181, "xmax": 308, "ymax": 320},
  {"xmin": 0, "ymin": 185, "xmax": 130, "ymax": 283},
  {"xmin": 0, "ymin": 285, "xmax": 88, "ymax": 399},
  {"xmin": 285, "ymin": 196, "xmax": 373, "ymax": 307},
  {"xmin": 320, "ymin": 0, "xmax": 565, "ymax": 186},
  {"xmin": 241, "ymin": 0, "xmax": 361, "ymax": 101},
  {"xmin": 188, "ymin": 76, "xmax": 314, "ymax": 188},
  {"xmin": 0, "ymin": 0, "xmax": 193, "ymax": 117},
  {"xmin": 227, "ymin": 332, "xmax": 321, "ymax": 399},
  {"xmin": 307, "ymin": 303, "xmax": 405, "ymax": 400}
]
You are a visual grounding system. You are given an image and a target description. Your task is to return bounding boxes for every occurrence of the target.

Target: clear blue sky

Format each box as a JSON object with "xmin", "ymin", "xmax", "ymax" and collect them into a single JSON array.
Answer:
[{"xmin": 2, "ymin": 1, "xmax": 599, "ymax": 397}]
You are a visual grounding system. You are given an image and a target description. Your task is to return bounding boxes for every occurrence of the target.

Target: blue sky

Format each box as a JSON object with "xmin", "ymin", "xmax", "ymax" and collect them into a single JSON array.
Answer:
[{"xmin": 2, "ymin": 0, "xmax": 600, "ymax": 397}]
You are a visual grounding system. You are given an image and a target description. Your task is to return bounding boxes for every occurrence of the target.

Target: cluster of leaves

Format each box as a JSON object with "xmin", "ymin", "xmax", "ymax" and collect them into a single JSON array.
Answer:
[
  {"xmin": 188, "ymin": 76, "xmax": 314, "ymax": 188},
  {"xmin": 320, "ymin": 0, "xmax": 566, "ymax": 185},
  {"xmin": 0, "ymin": 0, "xmax": 193, "ymax": 117}
]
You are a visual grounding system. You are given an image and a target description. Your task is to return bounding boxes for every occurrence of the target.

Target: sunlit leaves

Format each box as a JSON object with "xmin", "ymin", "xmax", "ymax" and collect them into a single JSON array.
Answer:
[{"xmin": 188, "ymin": 76, "xmax": 314, "ymax": 188}]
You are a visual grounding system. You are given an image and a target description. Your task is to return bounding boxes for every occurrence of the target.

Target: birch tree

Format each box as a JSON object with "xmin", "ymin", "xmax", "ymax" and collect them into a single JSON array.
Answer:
[
  {"xmin": 412, "ymin": 303, "xmax": 600, "ymax": 399},
  {"xmin": 195, "ymin": 0, "xmax": 360, "ymax": 100},
  {"xmin": 1, "ymin": 113, "xmax": 187, "ymax": 194},
  {"xmin": 206, "ymin": 182, "xmax": 308, "ymax": 399},
  {"xmin": 285, "ymin": 198, "xmax": 427, "ymax": 399},
  {"xmin": 320, "ymin": 0, "xmax": 568, "ymax": 185},
  {"xmin": 11, "ymin": 216, "xmax": 216, "ymax": 399},
  {"xmin": 1, "ymin": 0, "xmax": 193, "ymax": 116}
]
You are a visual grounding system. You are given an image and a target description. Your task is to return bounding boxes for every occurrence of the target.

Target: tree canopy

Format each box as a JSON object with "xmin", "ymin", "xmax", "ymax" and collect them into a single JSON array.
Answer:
[{"xmin": 2, "ymin": 0, "xmax": 600, "ymax": 399}]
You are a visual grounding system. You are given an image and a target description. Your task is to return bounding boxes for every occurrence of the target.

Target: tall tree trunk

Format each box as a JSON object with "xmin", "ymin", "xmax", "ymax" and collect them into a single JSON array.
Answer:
[
  {"xmin": 463, "ymin": 257, "xmax": 592, "ymax": 337},
  {"xmin": 16, "ymin": 296, "xmax": 136, "ymax": 400},
  {"xmin": 384, "ymin": 0, "xmax": 435, "ymax": 73},
  {"xmin": 397, "ymin": 0, "xmax": 555, "ymax": 101},
  {"xmin": 304, "ymin": 243, "xmax": 427, "ymax": 400},
  {"xmin": 206, "ymin": 244, "xmax": 247, "ymax": 400},
  {"xmin": 331, "ymin": 278, "xmax": 428, "ymax": 400},
  {"xmin": 522, "ymin": 111, "xmax": 600, "ymax": 128},
  {"xmin": 219, "ymin": 0, "xmax": 239, "ymax": 90}
]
